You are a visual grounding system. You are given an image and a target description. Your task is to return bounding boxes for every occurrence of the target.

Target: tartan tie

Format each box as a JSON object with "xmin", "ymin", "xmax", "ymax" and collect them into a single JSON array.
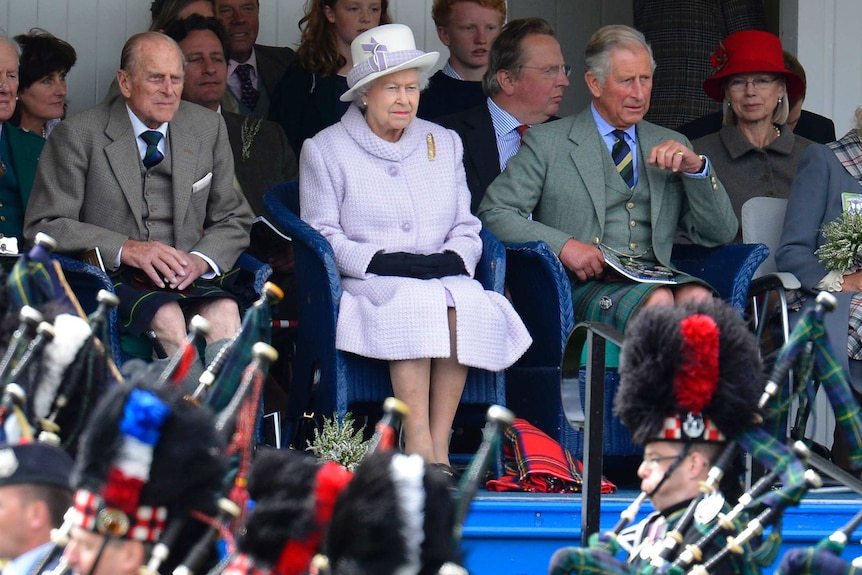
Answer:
[
  {"xmin": 611, "ymin": 129, "xmax": 634, "ymax": 189},
  {"xmin": 516, "ymin": 124, "xmax": 530, "ymax": 144},
  {"xmin": 140, "ymin": 130, "xmax": 164, "ymax": 169},
  {"xmin": 235, "ymin": 64, "xmax": 260, "ymax": 112}
]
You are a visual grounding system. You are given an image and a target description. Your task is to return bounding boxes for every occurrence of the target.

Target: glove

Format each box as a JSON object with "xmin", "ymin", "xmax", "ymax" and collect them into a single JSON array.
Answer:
[{"xmin": 367, "ymin": 251, "xmax": 466, "ymax": 279}]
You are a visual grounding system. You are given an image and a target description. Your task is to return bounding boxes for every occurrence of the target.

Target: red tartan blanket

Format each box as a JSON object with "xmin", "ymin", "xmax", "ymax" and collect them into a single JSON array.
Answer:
[{"xmin": 485, "ymin": 418, "xmax": 617, "ymax": 494}]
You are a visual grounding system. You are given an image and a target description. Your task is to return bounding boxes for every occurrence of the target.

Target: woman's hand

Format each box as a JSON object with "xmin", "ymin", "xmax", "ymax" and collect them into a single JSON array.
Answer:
[{"xmin": 841, "ymin": 271, "xmax": 862, "ymax": 292}]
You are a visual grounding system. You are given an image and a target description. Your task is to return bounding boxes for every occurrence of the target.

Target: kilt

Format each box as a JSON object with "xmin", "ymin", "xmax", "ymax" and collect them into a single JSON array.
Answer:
[
  {"xmin": 112, "ymin": 265, "xmax": 256, "ymax": 335},
  {"xmin": 571, "ymin": 273, "xmax": 711, "ymax": 333}
]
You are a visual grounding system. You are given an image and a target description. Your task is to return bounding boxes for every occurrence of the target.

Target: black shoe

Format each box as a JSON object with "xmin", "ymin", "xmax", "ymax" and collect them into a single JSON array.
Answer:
[{"xmin": 430, "ymin": 463, "xmax": 458, "ymax": 491}]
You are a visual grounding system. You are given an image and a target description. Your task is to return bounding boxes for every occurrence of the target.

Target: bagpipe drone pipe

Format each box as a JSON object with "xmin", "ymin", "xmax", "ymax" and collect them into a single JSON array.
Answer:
[
  {"xmin": 550, "ymin": 291, "xmax": 862, "ymax": 575},
  {"xmin": 147, "ymin": 283, "xmax": 283, "ymax": 575},
  {"xmin": 0, "ymin": 232, "xmax": 121, "ymax": 452},
  {"xmin": 31, "ymin": 281, "xmax": 283, "ymax": 575}
]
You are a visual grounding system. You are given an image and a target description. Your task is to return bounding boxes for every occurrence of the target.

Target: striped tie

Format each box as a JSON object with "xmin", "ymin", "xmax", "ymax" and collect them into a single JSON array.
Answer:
[
  {"xmin": 611, "ymin": 129, "xmax": 634, "ymax": 189},
  {"xmin": 140, "ymin": 130, "xmax": 164, "ymax": 169}
]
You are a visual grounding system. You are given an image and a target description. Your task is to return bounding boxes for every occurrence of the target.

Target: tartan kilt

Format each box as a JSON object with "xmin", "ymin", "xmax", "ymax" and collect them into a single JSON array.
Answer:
[
  {"xmin": 112, "ymin": 265, "xmax": 257, "ymax": 336},
  {"xmin": 570, "ymin": 273, "xmax": 712, "ymax": 333}
]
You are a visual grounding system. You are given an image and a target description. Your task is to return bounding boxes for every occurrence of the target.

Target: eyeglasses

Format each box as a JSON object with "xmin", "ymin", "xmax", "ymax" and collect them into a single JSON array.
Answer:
[
  {"xmin": 518, "ymin": 64, "xmax": 572, "ymax": 78},
  {"xmin": 642, "ymin": 454, "xmax": 680, "ymax": 470},
  {"xmin": 727, "ymin": 75, "xmax": 777, "ymax": 92}
]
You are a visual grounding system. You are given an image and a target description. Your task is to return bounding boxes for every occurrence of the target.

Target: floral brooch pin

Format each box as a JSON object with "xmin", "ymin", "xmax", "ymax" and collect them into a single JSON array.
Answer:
[{"xmin": 710, "ymin": 42, "xmax": 728, "ymax": 75}]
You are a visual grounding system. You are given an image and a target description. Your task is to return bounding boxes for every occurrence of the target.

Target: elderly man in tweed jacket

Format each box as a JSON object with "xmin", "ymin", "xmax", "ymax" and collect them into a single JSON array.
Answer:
[{"xmin": 24, "ymin": 31, "xmax": 253, "ymax": 364}]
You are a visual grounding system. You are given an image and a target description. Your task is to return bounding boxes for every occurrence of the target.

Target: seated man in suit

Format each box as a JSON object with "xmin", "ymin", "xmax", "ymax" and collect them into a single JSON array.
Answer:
[
  {"xmin": 24, "ymin": 31, "xmax": 254, "ymax": 368},
  {"xmin": 438, "ymin": 17, "xmax": 569, "ymax": 212},
  {"xmin": 417, "ymin": 0, "xmax": 505, "ymax": 120},
  {"xmin": 479, "ymin": 25, "xmax": 737, "ymax": 332},
  {"xmin": 216, "ymin": 0, "xmax": 295, "ymax": 119},
  {"xmin": 678, "ymin": 50, "xmax": 835, "ymax": 144},
  {"xmin": 164, "ymin": 14, "xmax": 297, "ymax": 215},
  {"xmin": 164, "ymin": 14, "xmax": 297, "ymax": 395}
]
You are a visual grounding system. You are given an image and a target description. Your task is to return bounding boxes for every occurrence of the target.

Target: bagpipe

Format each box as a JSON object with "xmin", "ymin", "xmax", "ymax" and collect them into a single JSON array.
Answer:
[
  {"xmin": 206, "ymin": 396, "xmax": 515, "ymax": 575},
  {"xmin": 143, "ymin": 284, "xmax": 284, "ymax": 575},
  {"xmin": 29, "ymin": 275, "xmax": 283, "ymax": 575},
  {"xmin": 551, "ymin": 291, "xmax": 862, "ymax": 575},
  {"xmin": 0, "ymin": 233, "xmax": 121, "ymax": 450}
]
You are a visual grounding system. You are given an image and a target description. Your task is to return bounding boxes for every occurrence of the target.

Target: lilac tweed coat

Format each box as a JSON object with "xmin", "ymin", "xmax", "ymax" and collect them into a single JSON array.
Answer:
[{"xmin": 300, "ymin": 105, "xmax": 531, "ymax": 370}]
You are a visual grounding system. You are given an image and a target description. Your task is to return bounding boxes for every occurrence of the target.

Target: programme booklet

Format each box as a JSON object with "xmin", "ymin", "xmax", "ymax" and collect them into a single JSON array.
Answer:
[{"xmin": 600, "ymin": 247, "xmax": 678, "ymax": 285}]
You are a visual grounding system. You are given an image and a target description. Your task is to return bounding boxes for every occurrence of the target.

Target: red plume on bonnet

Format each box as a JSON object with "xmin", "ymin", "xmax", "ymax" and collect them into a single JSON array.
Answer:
[
  {"xmin": 615, "ymin": 300, "xmax": 764, "ymax": 445},
  {"xmin": 674, "ymin": 314, "xmax": 720, "ymax": 415}
]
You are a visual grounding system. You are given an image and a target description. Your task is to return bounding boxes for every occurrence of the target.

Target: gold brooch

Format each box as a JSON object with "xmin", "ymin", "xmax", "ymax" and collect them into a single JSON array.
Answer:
[{"xmin": 427, "ymin": 133, "xmax": 435, "ymax": 161}]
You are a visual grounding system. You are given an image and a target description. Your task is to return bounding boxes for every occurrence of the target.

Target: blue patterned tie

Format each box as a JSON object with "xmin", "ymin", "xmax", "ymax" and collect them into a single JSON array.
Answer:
[
  {"xmin": 140, "ymin": 130, "xmax": 164, "ymax": 169},
  {"xmin": 611, "ymin": 129, "xmax": 634, "ymax": 189},
  {"xmin": 235, "ymin": 64, "xmax": 260, "ymax": 112}
]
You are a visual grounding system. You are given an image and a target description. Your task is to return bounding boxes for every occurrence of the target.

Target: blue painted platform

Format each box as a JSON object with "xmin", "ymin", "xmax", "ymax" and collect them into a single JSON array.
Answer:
[{"xmin": 459, "ymin": 489, "xmax": 862, "ymax": 575}]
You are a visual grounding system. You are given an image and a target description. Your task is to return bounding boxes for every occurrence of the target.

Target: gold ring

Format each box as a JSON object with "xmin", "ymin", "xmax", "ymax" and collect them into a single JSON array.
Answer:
[{"xmin": 675, "ymin": 150, "xmax": 684, "ymax": 156}]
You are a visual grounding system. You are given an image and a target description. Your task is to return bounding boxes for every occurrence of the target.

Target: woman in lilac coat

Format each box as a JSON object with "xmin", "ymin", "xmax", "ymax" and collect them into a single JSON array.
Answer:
[{"xmin": 300, "ymin": 24, "xmax": 531, "ymax": 470}]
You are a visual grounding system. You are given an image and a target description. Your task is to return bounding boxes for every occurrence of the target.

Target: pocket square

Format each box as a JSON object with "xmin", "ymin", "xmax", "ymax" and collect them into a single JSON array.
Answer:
[{"xmin": 192, "ymin": 172, "xmax": 213, "ymax": 194}]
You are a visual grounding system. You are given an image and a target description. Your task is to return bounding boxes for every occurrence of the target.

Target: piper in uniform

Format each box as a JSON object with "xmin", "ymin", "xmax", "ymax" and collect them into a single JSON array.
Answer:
[
  {"xmin": 550, "ymin": 300, "xmax": 765, "ymax": 575},
  {"xmin": 0, "ymin": 443, "xmax": 73, "ymax": 575},
  {"xmin": 60, "ymin": 363, "xmax": 226, "ymax": 575}
]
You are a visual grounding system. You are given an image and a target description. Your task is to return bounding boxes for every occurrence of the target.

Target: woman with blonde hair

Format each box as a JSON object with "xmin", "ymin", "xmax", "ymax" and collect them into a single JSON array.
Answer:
[
  {"xmin": 270, "ymin": 0, "xmax": 390, "ymax": 154},
  {"xmin": 693, "ymin": 30, "xmax": 812, "ymax": 239}
]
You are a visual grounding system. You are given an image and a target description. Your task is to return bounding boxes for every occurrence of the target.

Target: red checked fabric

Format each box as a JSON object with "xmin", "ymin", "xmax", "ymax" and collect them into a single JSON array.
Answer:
[{"xmin": 486, "ymin": 418, "xmax": 617, "ymax": 494}]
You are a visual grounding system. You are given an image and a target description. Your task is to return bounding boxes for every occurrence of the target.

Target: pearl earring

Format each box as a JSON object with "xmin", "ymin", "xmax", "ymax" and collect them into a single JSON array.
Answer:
[{"xmin": 778, "ymin": 97, "xmax": 783, "ymax": 104}]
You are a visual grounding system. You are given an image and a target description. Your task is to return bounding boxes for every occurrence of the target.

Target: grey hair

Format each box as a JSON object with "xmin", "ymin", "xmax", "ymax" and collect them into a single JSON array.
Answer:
[
  {"xmin": 584, "ymin": 24, "xmax": 655, "ymax": 85},
  {"xmin": 120, "ymin": 31, "xmax": 187, "ymax": 77},
  {"xmin": 0, "ymin": 32, "xmax": 21, "ymax": 59},
  {"xmin": 855, "ymin": 107, "xmax": 862, "ymax": 136},
  {"xmin": 349, "ymin": 67, "xmax": 432, "ymax": 105},
  {"xmin": 721, "ymin": 77, "xmax": 790, "ymax": 126}
]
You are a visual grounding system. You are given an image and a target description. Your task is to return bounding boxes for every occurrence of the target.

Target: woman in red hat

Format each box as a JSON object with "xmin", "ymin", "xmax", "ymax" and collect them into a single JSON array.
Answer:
[{"xmin": 693, "ymin": 30, "xmax": 813, "ymax": 240}]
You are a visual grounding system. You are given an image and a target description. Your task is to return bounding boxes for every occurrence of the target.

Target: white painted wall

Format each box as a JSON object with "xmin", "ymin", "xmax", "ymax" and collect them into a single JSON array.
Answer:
[
  {"xmin": 0, "ymin": 0, "xmax": 636, "ymax": 119},
  {"xmin": 0, "ymin": 0, "xmax": 444, "ymax": 116},
  {"xmin": 796, "ymin": 0, "xmax": 861, "ymax": 137}
]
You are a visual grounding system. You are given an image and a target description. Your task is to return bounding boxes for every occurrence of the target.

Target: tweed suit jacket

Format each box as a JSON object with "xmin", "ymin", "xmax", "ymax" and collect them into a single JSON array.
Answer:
[
  {"xmin": 223, "ymin": 111, "xmax": 298, "ymax": 216},
  {"xmin": 24, "ymin": 97, "xmax": 253, "ymax": 273},
  {"xmin": 633, "ymin": 0, "xmax": 766, "ymax": 129},
  {"xmin": 478, "ymin": 107, "xmax": 738, "ymax": 268},
  {"xmin": 436, "ymin": 103, "xmax": 501, "ymax": 213}
]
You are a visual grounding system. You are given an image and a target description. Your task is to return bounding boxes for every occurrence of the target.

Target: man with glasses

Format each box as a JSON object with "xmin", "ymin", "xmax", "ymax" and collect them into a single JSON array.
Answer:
[
  {"xmin": 549, "ymin": 301, "xmax": 763, "ymax": 575},
  {"xmin": 438, "ymin": 17, "xmax": 569, "ymax": 212},
  {"xmin": 479, "ymin": 24, "xmax": 737, "ymax": 332}
]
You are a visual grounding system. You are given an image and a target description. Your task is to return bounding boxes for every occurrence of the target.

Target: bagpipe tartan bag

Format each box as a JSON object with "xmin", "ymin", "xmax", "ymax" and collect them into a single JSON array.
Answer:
[{"xmin": 485, "ymin": 418, "xmax": 617, "ymax": 494}]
